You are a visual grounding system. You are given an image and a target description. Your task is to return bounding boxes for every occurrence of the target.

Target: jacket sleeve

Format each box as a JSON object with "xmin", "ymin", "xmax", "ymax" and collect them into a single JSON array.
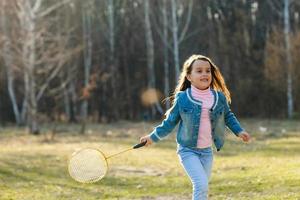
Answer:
[
  {"xmin": 149, "ymin": 93, "xmax": 181, "ymax": 142},
  {"xmin": 222, "ymin": 93, "xmax": 244, "ymax": 136}
]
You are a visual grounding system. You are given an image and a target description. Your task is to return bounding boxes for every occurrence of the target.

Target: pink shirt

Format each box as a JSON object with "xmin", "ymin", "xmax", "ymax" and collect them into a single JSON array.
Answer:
[{"xmin": 191, "ymin": 85, "xmax": 214, "ymax": 148}]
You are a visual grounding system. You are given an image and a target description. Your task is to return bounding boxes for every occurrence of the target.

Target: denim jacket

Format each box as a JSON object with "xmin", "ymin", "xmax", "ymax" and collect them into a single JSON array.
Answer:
[{"xmin": 150, "ymin": 87, "xmax": 244, "ymax": 151}]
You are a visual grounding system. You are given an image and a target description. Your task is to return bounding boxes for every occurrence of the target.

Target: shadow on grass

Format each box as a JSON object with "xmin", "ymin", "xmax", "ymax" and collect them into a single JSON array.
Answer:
[{"xmin": 0, "ymin": 153, "xmax": 190, "ymax": 199}]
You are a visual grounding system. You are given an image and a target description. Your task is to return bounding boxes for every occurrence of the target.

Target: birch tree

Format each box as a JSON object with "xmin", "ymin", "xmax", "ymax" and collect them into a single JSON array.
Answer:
[
  {"xmin": 171, "ymin": 0, "xmax": 193, "ymax": 79},
  {"xmin": 0, "ymin": 1, "xmax": 23, "ymax": 125},
  {"xmin": 151, "ymin": 0, "xmax": 193, "ymax": 108},
  {"xmin": 107, "ymin": 0, "xmax": 119, "ymax": 119},
  {"xmin": 144, "ymin": 0, "xmax": 163, "ymax": 116},
  {"xmin": 267, "ymin": 0, "xmax": 295, "ymax": 118},
  {"xmin": 94, "ymin": 0, "xmax": 122, "ymax": 121},
  {"xmin": 162, "ymin": 0, "xmax": 170, "ymax": 109},
  {"xmin": 283, "ymin": 0, "xmax": 293, "ymax": 118},
  {"xmin": 15, "ymin": 0, "xmax": 79, "ymax": 134},
  {"xmin": 80, "ymin": 1, "xmax": 93, "ymax": 131}
]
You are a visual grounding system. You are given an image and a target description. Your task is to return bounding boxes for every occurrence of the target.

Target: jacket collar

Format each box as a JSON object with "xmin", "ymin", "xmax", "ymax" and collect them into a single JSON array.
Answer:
[{"xmin": 186, "ymin": 87, "xmax": 218, "ymax": 111}]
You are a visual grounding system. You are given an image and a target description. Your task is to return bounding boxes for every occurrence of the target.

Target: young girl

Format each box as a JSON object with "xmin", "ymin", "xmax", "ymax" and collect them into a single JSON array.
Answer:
[{"xmin": 140, "ymin": 54, "xmax": 250, "ymax": 200}]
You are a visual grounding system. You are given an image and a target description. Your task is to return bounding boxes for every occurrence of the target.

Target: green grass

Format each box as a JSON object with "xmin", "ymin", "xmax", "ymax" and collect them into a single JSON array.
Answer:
[{"xmin": 0, "ymin": 119, "xmax": 299, "ymax": 199}]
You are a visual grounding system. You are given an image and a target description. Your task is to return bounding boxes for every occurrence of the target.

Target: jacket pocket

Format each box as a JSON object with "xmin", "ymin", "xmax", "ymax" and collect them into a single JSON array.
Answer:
[
  {"xmin": 214, "ymin": 112, "xmax": 225, "ymax": 142},
  {"xmin": 179, "ymin": 107, "xmax": 194, "ymax": 123},
  {"xmin": 213, "ymin": 105, "xmax": 224, "ymax": 117}
]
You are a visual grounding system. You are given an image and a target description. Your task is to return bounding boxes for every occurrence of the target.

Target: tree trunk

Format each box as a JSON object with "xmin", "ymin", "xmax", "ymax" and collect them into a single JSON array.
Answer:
[
  {"xmin": 1, "ymin": 1, "xmax": 22, "ymax": 125},
  {"xmin": 144, "ymin": 0, "xmax": 163, "ymax": 117},
  {"xmin": 63, "ymin": 81, "xmax": 71, "ymax": 122},
  {"xmin": 171, "ymin": 0, "xmax": 180, "ymax": 79},
  {"xmin": 108, "ymin": 0, "xmax": 118, "ymax": 120},
  {"xmin": 283, "ymin": 0, "xmax": 294, "ymax": 118},
  {"xmin": 207, "ymin": 6, "xmax": 217, "ymax": 62},
  {"xmin": 80, "ymin": 3, "xmax": 93, "ymax": 132},
  {"xmin": 69, "ymin": 79, "xmax": 78, "ymax": 122},
  {"xmin": 21, "ymin": 0, "xmax": 39, "ymax": 134},
  {"xmin": 162, "ymin": 0, "xmax": 170, "ymax": 109}
]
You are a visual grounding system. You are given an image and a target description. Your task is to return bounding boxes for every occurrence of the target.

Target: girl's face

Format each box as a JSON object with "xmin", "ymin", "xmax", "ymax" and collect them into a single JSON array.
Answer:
[{"xmin": 187, "ymin": 59, "xmax": 212, "ymax": 90}]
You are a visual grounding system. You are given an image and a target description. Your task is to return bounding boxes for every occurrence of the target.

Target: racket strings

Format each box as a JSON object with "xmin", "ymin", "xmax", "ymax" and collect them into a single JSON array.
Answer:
[{"xmin": 68, "ymin": 149, "xmax": 107, "ymax": 183}]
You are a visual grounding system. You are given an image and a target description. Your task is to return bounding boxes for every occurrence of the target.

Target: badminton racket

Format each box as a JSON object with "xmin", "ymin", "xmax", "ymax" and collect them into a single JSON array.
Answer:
[{"xmin": 68, "ymin": 141, "xmax": 147, "ymax": 183}]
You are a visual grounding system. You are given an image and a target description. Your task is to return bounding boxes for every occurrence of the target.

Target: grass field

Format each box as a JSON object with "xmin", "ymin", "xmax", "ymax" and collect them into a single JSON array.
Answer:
[{"xmin": 0, "ymin": 119, "xmax": 299, "ymax": 200}]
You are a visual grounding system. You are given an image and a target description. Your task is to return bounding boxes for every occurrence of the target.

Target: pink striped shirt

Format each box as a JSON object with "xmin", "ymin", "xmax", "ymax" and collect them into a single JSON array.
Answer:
[{"xmin": 191, "ymin": 85, "xmax": 214, "ymax": 148}]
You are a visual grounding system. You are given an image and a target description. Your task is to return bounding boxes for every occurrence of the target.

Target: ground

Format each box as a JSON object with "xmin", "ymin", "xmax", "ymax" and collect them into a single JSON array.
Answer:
[{"xmin": 0, "ymin": 119, "xmax": 299, "ymax": 199}]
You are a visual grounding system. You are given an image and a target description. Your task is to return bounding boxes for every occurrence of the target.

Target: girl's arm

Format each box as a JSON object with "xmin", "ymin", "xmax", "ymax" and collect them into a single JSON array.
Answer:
[
  {"xmin": 222, "ymin": 93, "xmax": 245, "ymax": 136},
  {"xmin": 223, "ymin": 98, "xmax": 251, "ymax": 142}
]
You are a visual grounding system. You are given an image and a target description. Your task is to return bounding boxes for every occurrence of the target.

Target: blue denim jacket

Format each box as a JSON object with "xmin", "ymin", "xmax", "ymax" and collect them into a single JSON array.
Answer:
[{"xmin": 150, "ymin": 87, "xmax": 244, "ymax": 151}]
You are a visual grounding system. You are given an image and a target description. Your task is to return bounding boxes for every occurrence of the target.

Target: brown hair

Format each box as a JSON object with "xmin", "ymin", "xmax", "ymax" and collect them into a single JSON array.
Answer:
[{"xmin": 168, "ymin": 54, "xmax": 231, "ymax": 107}]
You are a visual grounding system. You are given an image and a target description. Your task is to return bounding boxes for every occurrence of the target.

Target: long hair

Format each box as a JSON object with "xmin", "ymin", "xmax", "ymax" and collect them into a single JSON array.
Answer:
[{"xmin": 167, "ymin": 55, "xmax": 231, "ymax": 112}]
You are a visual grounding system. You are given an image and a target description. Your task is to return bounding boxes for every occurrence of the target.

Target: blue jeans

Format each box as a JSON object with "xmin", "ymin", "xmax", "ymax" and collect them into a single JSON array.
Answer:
[{"xmin": 177, "ymin": 145, "xmax": 213, "ymax": 200}]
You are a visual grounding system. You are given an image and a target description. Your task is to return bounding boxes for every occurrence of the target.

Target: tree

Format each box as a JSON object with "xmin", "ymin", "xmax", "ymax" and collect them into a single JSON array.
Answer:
[
  {"xmin": 0, "ymin": 1, "xmax": 23, "ymax": 125},
  {"xmin": 283, "ymin": 0, "xmax": 294, "ymax": 118},
  {"xmin": 266, "ymin": 0, "xmax": 296, "ymax": 118},
  {"xmin": 4, "ymin": 0, "xmax": 81, "ymax": 133},
  {"xmin": 80, "ymin": 0, "xmax": 93, "ymax": 133}
]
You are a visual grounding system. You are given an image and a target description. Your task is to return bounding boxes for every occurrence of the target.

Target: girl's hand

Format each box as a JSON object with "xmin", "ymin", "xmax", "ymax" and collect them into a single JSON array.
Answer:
[
  {"xmin": 140, "ymin": 135, "xmax": 153, "ymax": 147},
  {"xmin": 238, "ymin": 131, "xmax": 251, "ymax": 142}
]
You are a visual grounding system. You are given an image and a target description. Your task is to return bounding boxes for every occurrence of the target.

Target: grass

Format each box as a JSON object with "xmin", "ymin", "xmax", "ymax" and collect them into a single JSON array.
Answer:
[{"xmin": 0, "ymin": 119, "xmax": 299, "ymax": 200}]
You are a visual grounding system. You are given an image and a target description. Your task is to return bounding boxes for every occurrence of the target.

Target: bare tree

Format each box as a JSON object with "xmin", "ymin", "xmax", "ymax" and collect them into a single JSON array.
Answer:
[
  {"xmin": 80, "ymin": 0, "xmax": 93, "ymax": 134},
  {"xmin": 0, "ymin": 1, "xmax": 23, "ymax": 125},
  {"xmin": 107, "ymin": 0, "xmax": 120, "ymax": 120},
  {"xmin": 162, "ymin": 0, "xmax": 170, "ymax": 109},
  {"xmin": 267, "ymin": 0, "xmax": 295, "ymax": 118},
  {"xmin": 144, "ymin": 0, "xmax": 163, "ymax": 117},
  {"xmin": 283, "ymin": 0, "xmax": 294, "ymax": 118},
  {"xmin": 171, "ymin": 0, "xmax": 193, "ymax": 79},
  {"xmin": 151, "ymin": 0, "xmax": 193, "ymax": 108},
  {"xmin": 12, "ymin": 0, "xmax": 80, "ymax": 134}
]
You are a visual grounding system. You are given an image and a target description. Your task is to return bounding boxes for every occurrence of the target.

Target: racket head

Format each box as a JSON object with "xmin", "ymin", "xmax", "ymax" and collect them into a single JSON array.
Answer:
[{"xmin": 68, "ymin": 148, "xmax": 108, "ymax": 183}]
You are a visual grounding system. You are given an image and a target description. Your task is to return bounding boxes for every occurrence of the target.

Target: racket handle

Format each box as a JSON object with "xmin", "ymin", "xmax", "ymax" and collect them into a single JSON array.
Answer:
[{"xmin": 133, "ymin": 141, "xmax": 147, "ymax": 149}]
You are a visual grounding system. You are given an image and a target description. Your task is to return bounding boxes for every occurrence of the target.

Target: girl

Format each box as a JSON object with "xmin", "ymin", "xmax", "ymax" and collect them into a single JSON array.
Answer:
[{"xmin": 140, "ymin": 54, "xmax": 250, "ymax": 200}]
